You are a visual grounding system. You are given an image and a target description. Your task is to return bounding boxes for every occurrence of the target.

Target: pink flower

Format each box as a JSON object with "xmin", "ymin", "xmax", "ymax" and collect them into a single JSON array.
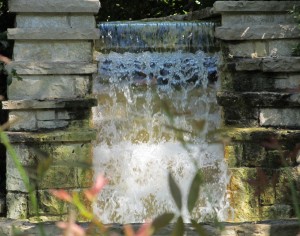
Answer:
[
  {"xmin": 84, "ymin": 174, "xmax": 109, "ymax": 202},
  {"xmin": 57, "ymin": 221, "xmax": 86, "ymax": 236},
  {"xmin": 50, "ymin": 189, "xmax": 72, "ymax": 202}
]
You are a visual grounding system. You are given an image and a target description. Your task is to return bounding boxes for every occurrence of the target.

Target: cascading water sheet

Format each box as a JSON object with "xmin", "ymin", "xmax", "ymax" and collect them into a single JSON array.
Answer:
[{"xmin": 93, "ymin": 22, "xmax": 230, "ymax": 223}]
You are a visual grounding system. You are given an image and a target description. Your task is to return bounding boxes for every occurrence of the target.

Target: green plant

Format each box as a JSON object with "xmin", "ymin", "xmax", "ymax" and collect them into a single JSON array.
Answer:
[
  {"xmin": 50, "ymin": 170, "xmax": 210, "ymax": 236},
  {"xmin": 97, "ymin": 0, "xmax": 216, "ymax": 22},
  {"xmin": 290, "ymin": 5, "xmax": 300, "ymax": 56},
  {"xmin": 0, "ymin": 128, "xmax": 46, "ymax": 236}
]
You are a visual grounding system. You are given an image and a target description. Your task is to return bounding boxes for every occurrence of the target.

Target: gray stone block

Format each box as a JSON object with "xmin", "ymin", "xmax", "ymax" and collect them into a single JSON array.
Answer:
[
  {"xmin": 57, "ymin": 111, "xmax": 71, "ymax": 120},
  {"xmin": 6, "ymin": 61, "xmax": 97, "ymax": 75},
  {"xmin": 36, "ymin": 111, "xmax": 56, "ymax": 121},
  {"xmin": 234, "ymin": 58, "xmax": 300, "ymax": 72},
  {"xmin": 37, "ymin": 120, "xmax": 69, "ymax": 129},
  {"xmin": 8, "ymin": 75, "xmax": 90, "ymax": 100},
  {"xmin": 268, "ymin": 39, "xmax": 299, "ymax": 57},
  {"xmin": 222, "ymin": 14, "xmax": 296, "ymax": 26},
  {"xmin": 13, "ymin": 41, "xmax": 92, "ymax": 62},
  {"xmin": 16, "ymin": 14, "xmax": 96, "ymax": 28},
  {"xmin": 263, "ymin": 57, "xmax": 300, "ymax": 72},
  {"xmin": 9, "ymin": 111, "xmax": 37, "ymax": 131},
  {"xmin": 260, "ymin": 108, "xmax": 300, "ymax": 127},
  {"xmin": 215, "ymin": 25, "xmax": 300, "ymax": 40},
  {"xmin": 214, "ymin": 1, "xmax": 300, "ymax": 13},
  {"xmin": 6, "ymin": 130, "xmax": 97, "ymax": 143},
  {"xmin": 275, "ymin": 74, "xmax": 300, "ymax": 90},
  {"xmin": 6, "ymin": 192, "xmax": 28, "ymax": 219},
  {"xmin": 9, "ymin": 0, "xmax": 100, "ymax": 13},
  {"xmin": 228, "ymin": 41, "xmax": 267, "ymax": 57},
  {"xmin": 8, "ymin": 28, "xmax": 100, "ymax": 40},
  {"xmin": 2, "ymin": 98, "xmax": 97, "ymax": 110},
  {"xmin": 6, "ymin": 167, "xmax": 27, "ymax": 192}
]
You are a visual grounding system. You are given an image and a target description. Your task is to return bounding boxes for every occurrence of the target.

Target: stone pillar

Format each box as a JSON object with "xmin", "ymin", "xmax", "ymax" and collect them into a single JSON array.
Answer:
[
  {"xmin": 214, "ymin": 1, "xmax": 300, "ymax": 222},
  {"xmin": 3, "ymin": 0, "xmax": 100, "ymax": 219}
]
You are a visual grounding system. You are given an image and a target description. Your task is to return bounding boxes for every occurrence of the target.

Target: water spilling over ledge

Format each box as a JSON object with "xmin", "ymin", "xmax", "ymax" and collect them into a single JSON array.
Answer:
[
  {"xmin": 93, "ymin": 21, "xmax": 230, "ymax": 224},
  {"xmin": 96, "ymin": 21, "xmax": 217, "ymax": 53}
]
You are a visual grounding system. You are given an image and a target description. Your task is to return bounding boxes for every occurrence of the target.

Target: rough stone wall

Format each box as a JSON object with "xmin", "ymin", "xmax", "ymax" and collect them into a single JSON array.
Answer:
[
  {"xmin": 214, "ymin": 1, "xmax": 300, "ymax": 222},
  {"xmin": 3, "ymin": 0, "xmax": 100, "ymax": 219}
]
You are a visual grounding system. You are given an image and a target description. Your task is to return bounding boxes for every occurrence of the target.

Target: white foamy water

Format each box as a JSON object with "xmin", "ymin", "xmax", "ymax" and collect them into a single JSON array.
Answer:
[{"xmin": 92, "ymin": 51, "xmax": 230, "ymax": 223}]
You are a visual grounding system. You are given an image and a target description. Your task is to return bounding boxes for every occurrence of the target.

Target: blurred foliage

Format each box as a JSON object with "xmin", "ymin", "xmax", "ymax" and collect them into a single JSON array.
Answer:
[
  {"xmin": 0, "ymin": 0, "xmax": 14, "ymax": 56},
  {"xmin": 97, "ymin": 0, "xmax": 217, "ymax": 21},
  {"xmin": 291, "ymin": 5, "xmax": 300, "ymax": 56}
]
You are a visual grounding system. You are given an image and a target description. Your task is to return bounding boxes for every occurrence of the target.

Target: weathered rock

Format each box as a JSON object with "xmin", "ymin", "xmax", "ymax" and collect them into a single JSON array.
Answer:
[
  {"xmin": 216, "ymin": 25, "xmax": 300, "ymax": 40},
  {"xmin": 16, "ymin": 14, "xmax": 96, "ymax": 28},
  {"xmin": 226, "ymin": 40, "xmax": 296, "ymax": 58},
  {"xmin": 211, "ymin": 127, "xmax": 300, "ymax": 142},
  {"xmin": 234, "ymin": 57, "xmax": 300, "ymax": 72},
  {"xmin": 225, "ymin": 142, "xmax": 296, "ymax": 168},
  {"xmin": 214, "ymin": 1, "xmax": 300, "ymax": 13},
  {"xmin": 6, "ymin": 61, "xmax": 97, "ymax": 75},
  {"xmin": 13, "ymin": 41, "xmax": 92, "ymax": 62},
  {"xmin": 8, "ymin": 28, "xmax": 100, "ymax": 40},
  {"xmin": 222, "ymin": 13, "xmax": 296, "ymax": 26},
  {"xmin": 8, "ymin": 75, "xmax": 90, "ymax": 100},
  {"xmin": 6, "ymin": 130, "xmax": 96, "ymax": 143},
  {"xmin": 260, "ymin": 108, "xmax": 300, "ymax": 128},
  {"xmin": 2, "ymin": 98, "xmax": 97, "ymax": 110},
  {"xmin": 6, "ymin": 193, "xmax": 28, "ymax": 219},
  {"xmin": 263, "ymin": 57, "xmax": 300, "ymax": 72},
  {"xmin": 6, "ymin": 0, "xmax": 99, "ymax": 221},
  {"xmin": 228, "ymin": 167, "xmax": 299, "ymax": 222},
  {"xmin": 9, "ymin": 0, "xmax": 100, "ymax": 13},
  {"xmin": 217, "ymin": 91, "xmax": 300, "ymax": 108}
]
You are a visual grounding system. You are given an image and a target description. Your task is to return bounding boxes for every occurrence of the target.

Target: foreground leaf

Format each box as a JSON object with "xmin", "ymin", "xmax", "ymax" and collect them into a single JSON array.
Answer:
[
  {"xmin": 171, "ymin": 217, "xmax": 184, "ymax": 236},
  {"xmin": 152, "ymin": 213, "xmax": 174, "ymax": 234},
  {"xmin": 168, "ymin": 173, "xmax": 182, "ymax": 210},
  {"xmin": 188, "ymin": 171, "xmax": 203, "ymax": 213},
  {"xmin": 191, "ymin": 220, "xmax": 207, "ymax": 236}
]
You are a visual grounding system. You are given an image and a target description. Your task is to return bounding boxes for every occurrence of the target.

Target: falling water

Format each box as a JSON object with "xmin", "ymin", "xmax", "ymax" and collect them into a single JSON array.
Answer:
[{"xmin": 93, "ymin": 22, "xmax": 230, "ymax": 223}]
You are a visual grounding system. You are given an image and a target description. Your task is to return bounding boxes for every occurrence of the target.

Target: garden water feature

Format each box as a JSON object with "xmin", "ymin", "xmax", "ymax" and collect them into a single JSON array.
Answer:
[{"xmin": 92, "ymin": 22, "xmax": 231, "ymax": 223}]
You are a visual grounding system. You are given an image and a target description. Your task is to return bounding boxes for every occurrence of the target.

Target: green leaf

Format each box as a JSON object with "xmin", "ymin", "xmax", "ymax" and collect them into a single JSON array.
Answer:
[
  {"xmin": 188, "ymin": 171, "xmax": 203, "ymax": 213},
  {"xmin": 171, "ymin": 217, "xmax": 184, "ymax": 236},
  {"xmin": 168, "ymin": 173, "xmax": 182, "ymax": 210},
  {"xmin": 72, "ymin": 192, "xmax": 94, "ymax": 220},
  {"xmin": 11, "ymin": 69, "xmax": 23, "ymax": 81},
  {"xmin": 7, "ymin": 74, "xmax": 12, "ymax": 85},
  {"xmin": 152, "ymin": 213, "xmax": 175, "ymax": 234},
  {"xmin": 191, "ymin": 220, "xmax": 207, "ymax": 236}
]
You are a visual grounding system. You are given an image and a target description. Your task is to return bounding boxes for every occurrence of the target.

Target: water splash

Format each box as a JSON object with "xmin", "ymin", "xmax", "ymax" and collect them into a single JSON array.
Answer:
[{"xmin": 92, "ymin": 50, "xmax": 231, "ymax": 223}]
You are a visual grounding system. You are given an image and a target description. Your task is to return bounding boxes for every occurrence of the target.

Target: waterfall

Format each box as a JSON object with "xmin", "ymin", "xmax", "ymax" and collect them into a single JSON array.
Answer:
[{"xmin": 92, "ymin": 21, "xmax": 230, "ymax": 223}]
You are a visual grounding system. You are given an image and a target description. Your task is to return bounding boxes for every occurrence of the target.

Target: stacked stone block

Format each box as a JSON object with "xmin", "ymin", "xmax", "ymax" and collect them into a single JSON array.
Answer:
[
  {"xmin": 214, "ymin": 1, "xmax": 300, "ymax": 222},
  {"xmin": 3, "ymin": 0, "xmax": 100, "ymax": 219}
]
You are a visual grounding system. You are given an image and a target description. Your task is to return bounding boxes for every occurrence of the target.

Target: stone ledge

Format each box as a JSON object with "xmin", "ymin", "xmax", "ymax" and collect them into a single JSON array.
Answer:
[
  {"xmin": 213, "ymin": 127, "xmax": 300, "ymax": 142},
  {"xmin": 214, "ymin": 1, "xmax": 300, "ymax": 13},
  {"xmin": 217, "ymin": 91, "xmax": 300, "ymax": 108},
  {"xmin": 16, "ymin": 14, "xmax": 97, "ymax": 29},
  {"xmin": 260, "ymin": 108, "xmax": 300, "ymax": 127},
  {"xmin": 0, "ymin": 219, "xmax": 299, "ymax": 236},
  {"xmin": 6, "ymin": 61, "xmax": 97, "ymax": 75},
  {"xmin": 232, "ymin": 57, "xmax": 300, "ymax": 72},
  {"xmin": 2, "ymin": 98, "xmax": 97, "ymax": 110},
  {"xmin": 9, "ymin": 0, "xmax": 100, "ymax": 13},
  {"xmin": 215, "ymin": 25, "xmax": 300, "ymax": 40},
  {"xmin": 6, "ymin": 130, "xmax": 96, "ymax": 143},
  {"xmin": 8, "ymin": 28, "xmax": 100, "ymax": 40}
]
